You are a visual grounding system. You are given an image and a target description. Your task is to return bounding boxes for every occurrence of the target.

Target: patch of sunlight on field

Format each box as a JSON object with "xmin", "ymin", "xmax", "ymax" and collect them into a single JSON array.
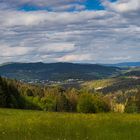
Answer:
[
  {"xmin": 82, "ymin": 78, "xmax": 117, "ymax": 89},
  {"xmin": 0, "ymin": 108, "xmax": 140, "ymax": 140}
]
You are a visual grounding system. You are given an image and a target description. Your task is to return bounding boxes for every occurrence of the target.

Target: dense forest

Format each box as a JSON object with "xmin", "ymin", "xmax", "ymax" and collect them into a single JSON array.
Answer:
[
  {"xmin": 0, "ymin": 62, "xmax": 120, "ymax": 82},
  {"xmin": 0, "ymin": 76, "xmax": 140, "ymax": 113}
]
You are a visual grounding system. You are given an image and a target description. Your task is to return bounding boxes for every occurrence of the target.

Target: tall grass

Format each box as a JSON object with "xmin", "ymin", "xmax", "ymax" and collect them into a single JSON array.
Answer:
[{"xmin": 0, "ymin": 108, "xmax": 140, "ymax": 140}]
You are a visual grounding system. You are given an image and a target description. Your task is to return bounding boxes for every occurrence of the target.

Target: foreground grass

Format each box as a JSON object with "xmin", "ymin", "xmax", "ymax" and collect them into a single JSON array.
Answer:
[{"xmin": 0, "ymin": 109, "xmax": 140, "ymax": 140}]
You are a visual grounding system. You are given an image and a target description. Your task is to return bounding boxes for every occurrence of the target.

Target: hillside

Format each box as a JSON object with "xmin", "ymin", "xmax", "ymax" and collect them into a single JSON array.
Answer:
[
  {"xmin": 82, "ymin": 77, "xmax": 140, "ymax": 94},
  {"xmin": 0, "ymin": 62, "xmax": 120, "ymax": 82},
  {"xmin": 0, "ymin": 75, "xmax": 140, "ymax": 113}
]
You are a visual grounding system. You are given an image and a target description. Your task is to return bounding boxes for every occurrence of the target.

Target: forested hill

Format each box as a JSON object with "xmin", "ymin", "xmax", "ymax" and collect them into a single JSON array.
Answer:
[
  {"xmin": 0, "ymin": 75, "xmax": 140, "ymax": 113},
  {"xmin": 0, "ymin": 62, "xmax": 120, "ymax": 81}
]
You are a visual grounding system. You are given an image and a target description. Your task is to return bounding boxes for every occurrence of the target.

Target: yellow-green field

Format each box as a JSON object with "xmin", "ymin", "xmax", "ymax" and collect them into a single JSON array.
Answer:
[
  {"xmin": 82, "ymin": 78, "xmax": 117, "ymax": 89},
  {"xmin": 0, "ymin": 109, "xmax": 140, "ymax": 140}
]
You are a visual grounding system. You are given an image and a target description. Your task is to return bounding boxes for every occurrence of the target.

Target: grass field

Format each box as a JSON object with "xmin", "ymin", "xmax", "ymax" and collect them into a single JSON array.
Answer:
[{"xmin": 0, "ymin": 109, "xmax": 140, "ymax": 140}]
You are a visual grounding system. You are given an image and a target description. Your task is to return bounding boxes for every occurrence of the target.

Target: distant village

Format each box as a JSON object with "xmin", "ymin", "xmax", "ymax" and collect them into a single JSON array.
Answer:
[{"xmin": 20, "ymin": 78, "xmax": 84, "ymax": 86}]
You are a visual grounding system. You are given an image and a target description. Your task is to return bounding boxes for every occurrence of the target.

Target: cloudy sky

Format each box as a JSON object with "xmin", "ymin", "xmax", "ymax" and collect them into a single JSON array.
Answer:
[{"xmin": 0, "ymin": 0, "xmax": 140, "ymax": 64}]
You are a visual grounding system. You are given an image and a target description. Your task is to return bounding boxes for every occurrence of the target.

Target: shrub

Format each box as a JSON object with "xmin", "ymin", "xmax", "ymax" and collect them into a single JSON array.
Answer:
[
  {"xmin": 77, "ymin": 93, "xmax": 111, "ymax": 113},
  {"xmin": 77, "ymin": 94, "xmax": 96, "ymax": 113},
  {"xmin": 40, "ymin": 97, "xmax": 56, "ymax": 111},
  {"xmin": 125, "ymin": 103, "xmax": 138, "ymax": 113}
]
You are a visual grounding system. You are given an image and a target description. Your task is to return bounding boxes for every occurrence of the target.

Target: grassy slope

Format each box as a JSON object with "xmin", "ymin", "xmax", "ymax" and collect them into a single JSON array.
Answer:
[
  {"xmin": 82, "ymin": 78, "xmax": 117, "ymax": 89},
  {"xmin": 82, "ymin": 77, "xmax": 140, "ymax": 92},
  {"xmin": 0, "ymin": 109, "xmax": 140, "ymax": 140}
]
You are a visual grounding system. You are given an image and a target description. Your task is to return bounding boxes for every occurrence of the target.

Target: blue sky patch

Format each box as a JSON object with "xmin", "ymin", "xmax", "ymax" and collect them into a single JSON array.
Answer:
[
  {"xmin": 85, "ymin": 0, "xmax": 105, "ymax": 10},
  {"xmin": 18, "ymin": 0, "xmax": 107, "ymax": 12}
]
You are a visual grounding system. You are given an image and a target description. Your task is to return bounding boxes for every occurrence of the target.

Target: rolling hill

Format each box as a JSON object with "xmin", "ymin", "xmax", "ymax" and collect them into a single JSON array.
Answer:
[{"xmin": 0, "ymin": 62, "xmax": 120, "ymax": 82}]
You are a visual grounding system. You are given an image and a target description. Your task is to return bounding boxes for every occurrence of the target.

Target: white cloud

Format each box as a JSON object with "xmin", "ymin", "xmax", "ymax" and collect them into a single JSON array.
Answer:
[
  {"xmin": 0, "ymin": 10, "xmax": 109, "ymax": 27},
  {"xmin": 0, "ymin": 11, "xmax": 47, "ymax": 26},
  {"xmin": 0, "ymin": 0, "xmax": 139, "ymax": 64},
  {"xmin": 0, "ymin": 43, "xmax": 33, "ymax": 57},
  {"xmin": 57, "ymin": 54, "xmax": 92, "ymax": 62},
  {"xmin": 103, "ymin": 0, "xmax": 140, "ymax": 12},
  {"xmin": 38, "ymin": 43, "xmax": 76, "ymax": 53}
]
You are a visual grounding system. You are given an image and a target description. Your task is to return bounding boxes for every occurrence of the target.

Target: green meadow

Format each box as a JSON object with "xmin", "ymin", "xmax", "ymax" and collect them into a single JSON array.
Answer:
[{"xmin": 0, "ymin": 109, "xmax": 140, "ymax": 140}]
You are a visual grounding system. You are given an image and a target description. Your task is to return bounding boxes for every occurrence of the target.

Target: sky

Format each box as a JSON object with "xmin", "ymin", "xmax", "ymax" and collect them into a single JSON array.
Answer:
[{"xmin": 0, "ymin": 0, "xmax": 140, "ymax": 64}]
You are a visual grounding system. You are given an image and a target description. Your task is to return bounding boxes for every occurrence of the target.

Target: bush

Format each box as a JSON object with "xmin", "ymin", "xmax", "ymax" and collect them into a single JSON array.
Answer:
[
  {"xmin": 77, "ymin": 93, "xmax": 111, "ymax": 113},
  {"xmin": 77, "ymin": 94, "xmax": 96, "ymax": 113},
  {"xmin": 40, "ymin": 97, "xmax": 56, "ymax": 111},
  {"xmin": 93, "ymin": 96, "xmax": 111, "ymax": 113},
  {"xmin": 125, "ymin": 103, "xmax": 138, "ymax": 113}
]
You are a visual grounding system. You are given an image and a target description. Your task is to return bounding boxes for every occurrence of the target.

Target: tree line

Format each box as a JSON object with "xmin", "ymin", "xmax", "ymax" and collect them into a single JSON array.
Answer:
[{"xmin": 0, "ymin": 76, "xmax": 140, "ymax": 113}]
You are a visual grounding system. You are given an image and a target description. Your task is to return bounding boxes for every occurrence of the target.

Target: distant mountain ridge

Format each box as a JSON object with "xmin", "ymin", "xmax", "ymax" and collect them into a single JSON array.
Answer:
[
  {"xmin": 0, "ymin": 62, "xmax": 120, "ymax": 82},
  {"xmin": 105, "ymin": 62, "xmax": 140, "ymax": 67}
]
